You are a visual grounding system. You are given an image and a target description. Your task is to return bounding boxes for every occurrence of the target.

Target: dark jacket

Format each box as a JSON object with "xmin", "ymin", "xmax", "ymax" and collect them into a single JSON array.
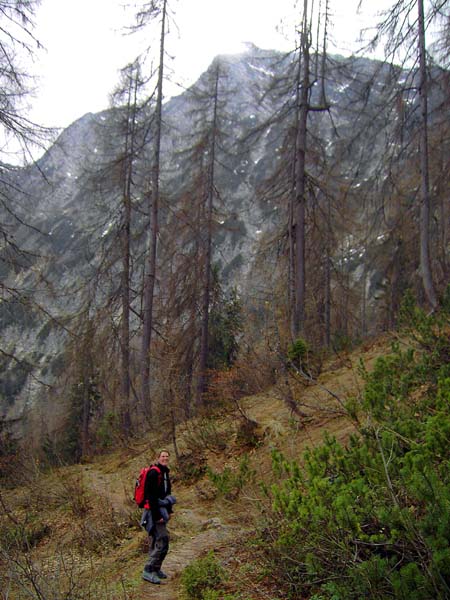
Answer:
[{"xmin": 143, "ymin": 463, "xmax": 171, "ymax": 522}]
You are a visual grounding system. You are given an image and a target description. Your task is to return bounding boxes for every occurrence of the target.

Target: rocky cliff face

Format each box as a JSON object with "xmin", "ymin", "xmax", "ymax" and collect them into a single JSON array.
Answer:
[{"xmin": 0, "ymin": 46, "xmax": 445, "ymax": 443}]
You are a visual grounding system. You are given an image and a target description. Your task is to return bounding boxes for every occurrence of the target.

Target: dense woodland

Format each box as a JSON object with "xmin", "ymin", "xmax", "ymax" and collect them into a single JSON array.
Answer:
[
  {"xmin": 1, "ymin": 0, "xmax": 449, "ymax": 450},
  {"xmin": 0, "ymin": 0, "xmax": 448, "ymax": 454},
  {"xmin": 0, "ymin": 1, "xmax": 450, "ymax": 596}
]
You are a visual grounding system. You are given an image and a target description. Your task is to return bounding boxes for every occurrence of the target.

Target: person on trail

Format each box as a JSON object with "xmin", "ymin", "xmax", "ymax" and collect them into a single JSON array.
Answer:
[{"xmin": 141, "ymin": 450, "xmax": 175, "ymax": 585}]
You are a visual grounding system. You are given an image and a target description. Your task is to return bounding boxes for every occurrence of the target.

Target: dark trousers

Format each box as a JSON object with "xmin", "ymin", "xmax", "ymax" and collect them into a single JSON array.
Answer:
[{"xmin": 145, "ymin": 522, "xmax": 169, "ymax": 572}]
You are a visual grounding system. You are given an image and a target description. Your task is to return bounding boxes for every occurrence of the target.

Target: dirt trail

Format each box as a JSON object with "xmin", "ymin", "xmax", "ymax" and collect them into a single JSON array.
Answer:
[
  {"xmin": 84, "ymin": 465, "xmax": 248, "ymax": 600},
  {"xmin": 81, "ymin": 460, "xmax": 243, "ymax": 599},
  {"xmin": 136, "ymin": 511, "xmax": 239, "ymax": 600}
]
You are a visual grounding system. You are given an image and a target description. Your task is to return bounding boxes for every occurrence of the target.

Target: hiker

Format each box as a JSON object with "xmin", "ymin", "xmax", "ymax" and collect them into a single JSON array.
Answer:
[{"xmin": 141, "ymin": 450, "xmax": 176, "ymax": 585}]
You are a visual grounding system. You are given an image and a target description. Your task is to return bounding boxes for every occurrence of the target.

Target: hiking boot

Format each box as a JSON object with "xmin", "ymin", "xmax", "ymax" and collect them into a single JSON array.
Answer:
[
  {"xmin": 157, "ymin": 569, "xmax": 168, "ymax": 579},
  {"xmin": 142, "ymin": 570, "xmax": 161, "ymax": 584}
]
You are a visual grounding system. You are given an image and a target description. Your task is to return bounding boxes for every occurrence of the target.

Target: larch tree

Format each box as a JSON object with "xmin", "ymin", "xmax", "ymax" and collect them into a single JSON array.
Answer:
[
  {"xmin": 290, "ymin": 0, "xmax": 332, "ymax": 338},
  {"xmin": 195, "ymin": 61, "xmax": 223, "ymax": 406},
  {"xmin": 417, "ymin": 0, "xmax": 439, "ymax": 309},
  {"xmin": 0, "ymin": 0, "xmax": 54, "ymax": 419},
  {"xmin": 368, "ymin": 0, "xmax": 447, "ymax": 309},
  {"xmin": 147, "ymin": 49, "xmax": 246, "ymax": 416},
  {"xmin": 0, "ymin": 0, "xmax": 47, "ymax": 306},
  {"xmin": 110, "ymin": 59, "xmax": 149, "ymax": 432},
  {"xmin": 249, "ymin": 0, "xmax": 332, "ymax": 342},
  {"xmin": 160, "ymin": 57, "xmax": 232, "ymax": 410},
  {"xmin": 136, "ymin": 0, "xmax": 170, "ymax": 419},
  {"xmin": 0, "ymin": 0, "xmax": 49, "ymax": 160},
  {"xmin": 59, "ymin": 57, "xmax": 151, "ymax": 439}
]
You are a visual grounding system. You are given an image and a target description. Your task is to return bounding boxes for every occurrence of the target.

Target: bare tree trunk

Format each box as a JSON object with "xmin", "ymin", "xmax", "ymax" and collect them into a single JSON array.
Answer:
[
  {"xmin": 417, "ymin": 0, "xmax": 438, "ymax": 309},
  {"xmin": 80, "ymin": 319, "xmax": 94, "ymax": 457},
  {"xmin": 319, "ymin": 0, "xmax": 329, "ymax": 107},
  {"xmin": 289, "ymin": 56, "xmax": 301, "ymax": 341},
  {"xmin": 439, "ymin": 173, "xmax": 449, "ymax": 284},
  {"xmin": 293, "ymin": 2, "xmax": 311, "ymax": 338},
  {"xmin": 184, "ymin": 188, "xmax": 203, "ymax": 417},
  {"xmin": 121, "ymin": 190, "xmax": 131, "ymax": 432},
  {"xmin": 141, "ymin": 0, "xmax": 167, "ymax": 417},
  {"xmin": 324, "ymin": 194, "xmax": 331, "ymax": 347},
  {"xmin": 196, "ymin": 64, "xmax": 220, "ymax": 406},
  {"xmin": 81, "ymin": 383, "xmax": 90, "ymax": 458},
  {"xmin": 361, "ymin": 209, "xmax": 370, "ymax": 337},
  {"xmin": 183, "ymin": 333, "xmax": 195, "ymax": 417},
  {"xmin": 361, "ymin": 262, "xmax": 368, "ymax": 336},
  {"xmin": 170, "ymin": 404, "xmax": 180, "ymax": 461},
  {"xmin": 121, "ymin": 71, "xmax": 139, "ymax": 434},
  {"xmin": 288, "ymin": 139, "xmax": 299, "ymax": 340}
]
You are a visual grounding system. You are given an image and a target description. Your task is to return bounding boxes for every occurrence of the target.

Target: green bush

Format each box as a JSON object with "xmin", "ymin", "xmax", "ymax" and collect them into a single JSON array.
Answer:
[
  {"xmin": 176, "ymin": 451, "xmax": 207, "ymax": 484},
  {"xmin": 180, "ymin": 551, "xmax": 225, "ymax": 600},
  {"xmin": 0, "ymin": 421, "xmax": 20, "ymax": 484},
  {"xmin": 288, "ymin": 338, "xmax": 309, "ymax": 364},
  {"xmin": 287, "ymin": 337, "xmax": 322, "ymax": 378},
  {"xmin": 96, "ymin": 411, "xmax": 120, "ymax": 449},
  {"xmin": 260, "ymin": 297, "xmax": 450, "ymax": 598},
  {"xmin": 235, "ymin": 417, "xmax": 260, "ymax": 449},
  {"xmin": 184, "ymin": 417, "xmax": 229, "ymax": 454},
  {"xmin": 207, "ymin": 277, "xmax": 243, "ymax": 371},
  {"xmin": 331, "ymin": 330, "xmax": 355, "ymax": 353},
  {"xmin": 0, "ymin": 516, "xmax": 51, "ymax": 552},
  {"xmin": 207, "ymin": 454, "xmax": 255, "ymax": 499}
]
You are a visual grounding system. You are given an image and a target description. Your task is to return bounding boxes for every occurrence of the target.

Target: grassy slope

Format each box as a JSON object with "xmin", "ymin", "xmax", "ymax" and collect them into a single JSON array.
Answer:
[{"xmin": 2, "ymin": 335, "xmax": 391, "ymax": 600}]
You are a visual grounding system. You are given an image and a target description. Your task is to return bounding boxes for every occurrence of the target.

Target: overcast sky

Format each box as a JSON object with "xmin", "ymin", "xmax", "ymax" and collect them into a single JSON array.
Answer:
[{"xmin": 30, "ymin": 0, "xmax": 387, "ymax": 130}]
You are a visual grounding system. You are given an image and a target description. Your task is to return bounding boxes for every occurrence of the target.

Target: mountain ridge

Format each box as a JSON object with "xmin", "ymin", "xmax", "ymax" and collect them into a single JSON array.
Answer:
[{"xmin": 0, "ymin": 45, "xmax": 447, "ymax": 443}]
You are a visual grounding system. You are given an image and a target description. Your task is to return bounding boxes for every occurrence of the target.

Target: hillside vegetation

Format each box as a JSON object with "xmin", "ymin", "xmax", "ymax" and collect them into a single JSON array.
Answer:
[{"xmin": 1, "ymin": 296, "xmax": 450, "ymax": 599}]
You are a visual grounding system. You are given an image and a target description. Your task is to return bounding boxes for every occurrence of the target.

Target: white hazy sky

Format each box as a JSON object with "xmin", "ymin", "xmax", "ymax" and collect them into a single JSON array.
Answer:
[{"xmin": 30, "ymin": 0, "xmax": 387, "ymax": 130}]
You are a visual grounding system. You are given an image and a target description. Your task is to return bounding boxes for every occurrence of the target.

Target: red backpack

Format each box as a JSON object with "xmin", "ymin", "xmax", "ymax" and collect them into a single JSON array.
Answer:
[{"xmin": 134, "ymin": 465, "xmax": 162, "ymax": 509}]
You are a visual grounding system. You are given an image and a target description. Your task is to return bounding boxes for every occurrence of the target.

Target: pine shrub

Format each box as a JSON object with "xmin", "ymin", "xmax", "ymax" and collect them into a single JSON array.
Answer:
[
  {"xmin": 207, "ymin": 454, "xmax": 256, "ymax": 499},
  {"xmin": 180, "ymin": 551, "xmax": 225, "ymax": 599},
  {"xmin": 261, "ymin": 295, "xmax": 450, "ymax": 598}
]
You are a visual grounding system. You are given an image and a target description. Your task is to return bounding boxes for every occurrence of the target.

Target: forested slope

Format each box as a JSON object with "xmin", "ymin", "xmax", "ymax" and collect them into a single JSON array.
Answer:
[
  {"xmin": 2, "ymin": 42, "xmax": 448, "ymax": 448},
  {"xmin": 2, "ymin": 296, "xmax": 449, "ymax": 599}
]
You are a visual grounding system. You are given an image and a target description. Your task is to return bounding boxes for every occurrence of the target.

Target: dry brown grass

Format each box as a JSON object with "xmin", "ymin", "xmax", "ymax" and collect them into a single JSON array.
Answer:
[{"xmin": 0, "ymin": 335, "xmax": 393, "ymax": 599}]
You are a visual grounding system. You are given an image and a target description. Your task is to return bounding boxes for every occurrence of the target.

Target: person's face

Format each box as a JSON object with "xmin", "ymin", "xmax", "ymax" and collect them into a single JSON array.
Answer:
[{"xmin": 158, "ymin": 451, "xmax": 170, "ymax": 466}]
